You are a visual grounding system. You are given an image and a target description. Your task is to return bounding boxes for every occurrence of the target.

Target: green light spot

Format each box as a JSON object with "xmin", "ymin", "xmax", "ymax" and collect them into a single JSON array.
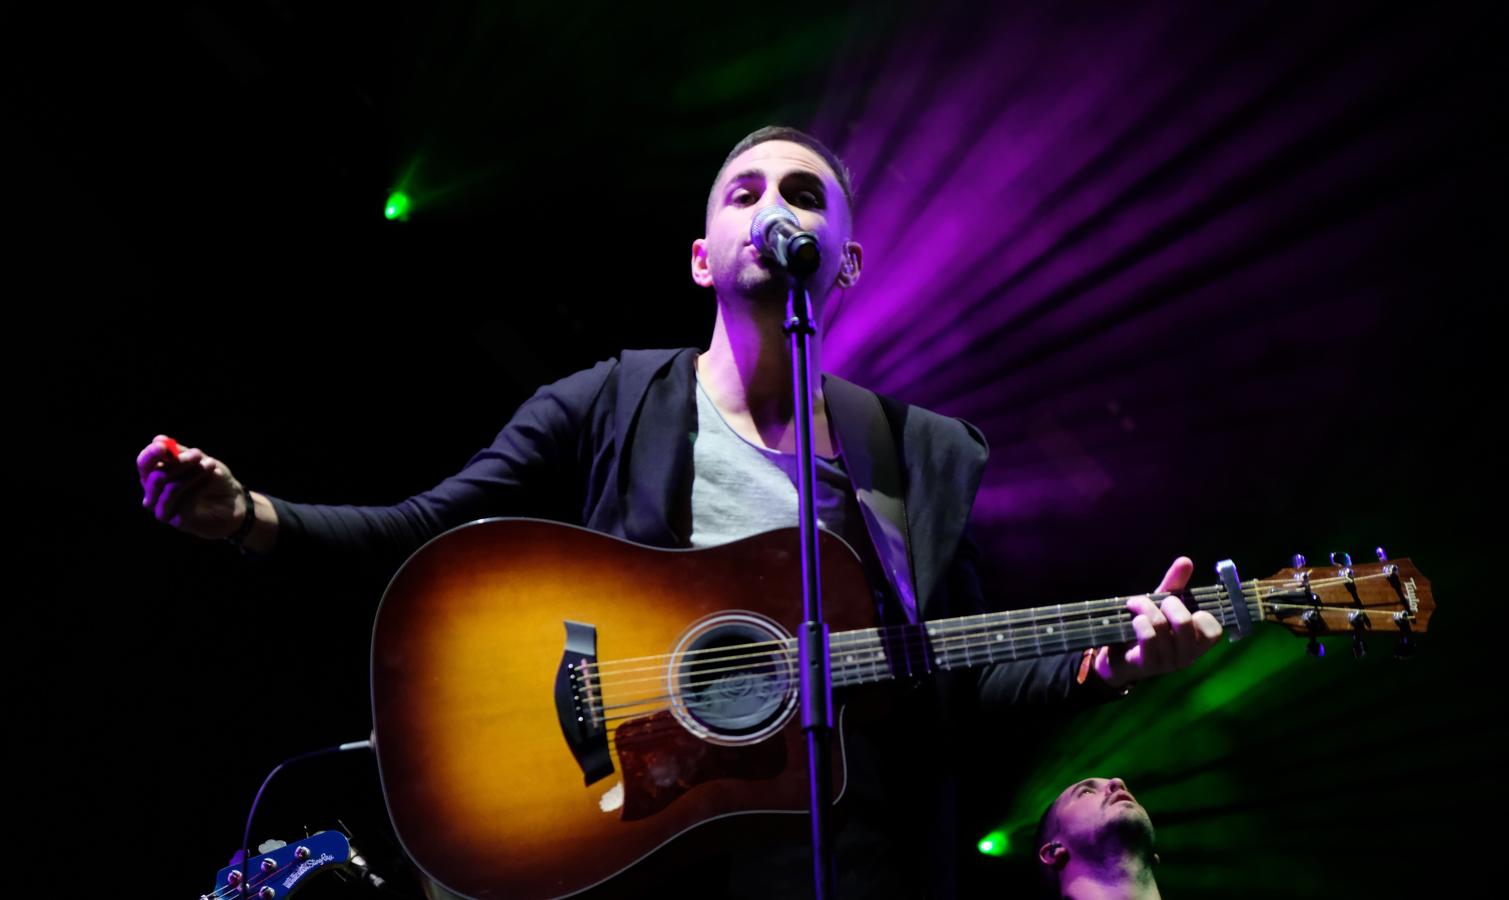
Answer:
[
  {"xmin": 1187, "ymin": 628, "xmax": 1301, "ymax": 715},
  {"xmin": 384, "ymin": 191, "xmax": 411, "ymax": 221},
  {"xmin": 977, "ymin": 830, "xmax": 1008, "ymax": 856}
]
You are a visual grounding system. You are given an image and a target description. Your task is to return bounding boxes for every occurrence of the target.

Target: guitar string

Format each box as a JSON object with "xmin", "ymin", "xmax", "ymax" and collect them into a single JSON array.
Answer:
[
  {"xmin": 597, "ymin": 595, "xmax": 1406, "ymax": 747},
  {"xmin": 587, "ymin": 602, "xmax": 1218, "ymax": 705},
  {"xmin": 589, "ymin": 591, "xmax": 1403, "ymax": 720},
  {"xmin": 578, "ymin": 571, "xmax": 1392, "ymax": 678},
  {"xmin": 588, "ymin": 592, "xmax": 1253, "ymax": 718},
  {"xmin": 582, "ymin": 574, "xmax": 1389, "ymax": 695},
  {"xmin": 578, "ymin": 587, "xmax": 1221, "ymax": 674},
  {"xmin": 596, "ymin": 618, "xmax": 1204, "ymax": 745},
  {"xmin": 595, "ymin": 581, "xmax": 1410, "ymax": 748},
  {"xmin": 586, "ymin": 589, "xmax": 1231, "ymax": 708},
  {"xmin": 581, "ymin": 590, "xmax": 1210, "ymax": 678},
  {"xmin": 588, "ymin": 592, "xmax": 1233, "ymax": 707}
]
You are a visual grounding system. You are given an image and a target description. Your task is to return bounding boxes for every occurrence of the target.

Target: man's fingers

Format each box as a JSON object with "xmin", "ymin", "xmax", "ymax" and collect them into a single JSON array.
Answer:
[
  {"xmin": 136, "ymin": 442, "xmax": 161, "ymax": 476},
  {"xmin": 142, "ymin": 467, "xmax": 170, "ymax": 510},
  {"xmin": 1129, "ymin": 612, "xmax": 1166, "ymax": 671},
  {"xmin": 1159, "ymin": 596, "xmax": 1195, "ymax": 668},
  {"xmin": 1192, "ymin": 610, "xmax": 1223, "ymax": 643},
  {"xmin": 1155, "ymin": 556, "xmax": 1194, "ymax": 594},
  {"xmin": 137, "ymin": 439, "xmax": 174, "ymax": 479},
  {"xmin": 142, "ymin": 453, "xmax": 215, "ymax": 513},
  {"xmin": 1160, "ymin": 596, "xmax": 1193, "ymax": 629},
  {"xmin": 1125, "ymin": 594, "xmax": 1165, "ymax": 626},
  {"xmin": 1101, "ymin": 562, "xmax": 1225, "ymax": 685},
  {"xmin": 155, "ymin": 467, "xmax": 216, "ymax": 523}
]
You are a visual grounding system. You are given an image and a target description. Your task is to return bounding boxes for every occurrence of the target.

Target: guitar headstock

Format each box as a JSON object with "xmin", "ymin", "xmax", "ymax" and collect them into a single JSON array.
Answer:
[
  {"xmin": 1248, "ymin": 550, "xmax": 1434, "ymax": 655},
  {"xmin": 204, "ymin": 830, "xmax": 350, "ymax": 899}
]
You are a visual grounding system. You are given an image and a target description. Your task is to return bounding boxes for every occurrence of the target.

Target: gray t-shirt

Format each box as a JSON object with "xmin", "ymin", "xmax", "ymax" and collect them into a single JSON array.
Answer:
[{"xmin": 689, "ymin": 379, "xmax": 863, "ymax": 553}]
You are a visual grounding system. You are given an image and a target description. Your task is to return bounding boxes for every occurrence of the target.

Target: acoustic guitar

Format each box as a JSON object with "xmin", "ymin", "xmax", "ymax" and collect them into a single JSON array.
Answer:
[{"xmin": 369, "ymin": 519, "xmax": 1433, "ymax": 898}]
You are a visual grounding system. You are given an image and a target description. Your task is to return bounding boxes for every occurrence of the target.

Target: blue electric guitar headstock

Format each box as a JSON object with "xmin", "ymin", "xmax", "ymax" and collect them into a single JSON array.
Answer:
[{"xmin": 201, "ymin": 830, "xmax": 350, "ymax": 899}]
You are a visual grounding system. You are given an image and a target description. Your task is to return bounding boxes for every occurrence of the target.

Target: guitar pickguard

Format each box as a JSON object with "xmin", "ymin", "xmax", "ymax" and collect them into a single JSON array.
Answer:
[{"xmin": 612, "ymin": 711, "xmax": 788, "ymax": 821}]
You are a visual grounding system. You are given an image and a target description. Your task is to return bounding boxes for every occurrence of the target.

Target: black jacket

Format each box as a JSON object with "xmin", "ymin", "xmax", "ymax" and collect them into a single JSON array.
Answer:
[{"xmin": 269, "ymin": 348, "xmax": 1105, "ymax": 897}]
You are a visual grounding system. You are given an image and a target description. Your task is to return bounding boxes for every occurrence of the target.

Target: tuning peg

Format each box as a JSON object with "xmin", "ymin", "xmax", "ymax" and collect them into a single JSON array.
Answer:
[
  {"xmin": 1330, "ymin": 551, "xmax": 1352, "ymax": 567},
  {"xmin": 1375, "ymin": 546, "xmax": 1388, "ymax": 561},
  {"xmin": 1393, "ymin": 634, "xmax": 1416, "ymax": 659},
  {"xmin": 1292, "ymin": 553, "xmax": 1307, "ymax": 568},
  {"xmin": 1306, "ymin": 637, "xmax": 1325, "ymax": 657},
  {"xmin": 1352, "ymin": 632, "xmax": 1367, "ymax": 659}
]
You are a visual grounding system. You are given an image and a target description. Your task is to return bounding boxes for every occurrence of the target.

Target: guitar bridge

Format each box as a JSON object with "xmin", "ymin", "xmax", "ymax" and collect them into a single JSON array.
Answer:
[{"xmin": 555, "ymin": 620, "xmax": 613, "ymax": 786}]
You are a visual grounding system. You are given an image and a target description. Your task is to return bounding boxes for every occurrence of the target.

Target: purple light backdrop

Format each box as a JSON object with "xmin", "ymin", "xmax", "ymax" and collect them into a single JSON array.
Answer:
[{"xmin": 806, "ymin": 3, "xmax": 1484, "ymax": 571}]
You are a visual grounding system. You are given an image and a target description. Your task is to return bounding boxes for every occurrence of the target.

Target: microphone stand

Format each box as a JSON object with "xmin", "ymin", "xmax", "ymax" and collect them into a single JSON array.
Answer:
[{"xmin": 784, "ymin": 269, "xmax": 836, "ymax": 900}]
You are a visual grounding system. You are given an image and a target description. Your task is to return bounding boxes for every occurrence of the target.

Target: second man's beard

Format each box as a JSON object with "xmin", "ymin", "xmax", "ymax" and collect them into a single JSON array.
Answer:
[{"xmin": 1097, "ymin": 808, "xmax": 1156, "ymax": 863}]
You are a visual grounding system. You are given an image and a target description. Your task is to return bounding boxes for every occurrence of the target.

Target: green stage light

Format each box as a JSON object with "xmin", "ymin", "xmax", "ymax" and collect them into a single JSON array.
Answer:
[
  {"xmin": 385, "ymin": 191, "xmax": 411, "ymax": 221},
  {"xmin": 977, "ymin": 830, "xmax": 1008, "ymax": 857}
]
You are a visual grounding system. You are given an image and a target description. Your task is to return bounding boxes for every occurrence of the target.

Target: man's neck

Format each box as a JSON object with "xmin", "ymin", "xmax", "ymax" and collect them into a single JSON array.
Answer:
[
  {"xmin": 1059, "ymin": 852, "xmax": 1160, "ymax": 900},
  {"xmin": 696, "ymin": 294, "xmax": 832, "ymax": 456}
]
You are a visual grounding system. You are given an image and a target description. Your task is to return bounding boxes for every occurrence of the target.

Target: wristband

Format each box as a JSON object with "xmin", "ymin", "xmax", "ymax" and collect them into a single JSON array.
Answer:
[{"xmin": 227, "ymin": 484, "xmax": 255, "ymax": 549}]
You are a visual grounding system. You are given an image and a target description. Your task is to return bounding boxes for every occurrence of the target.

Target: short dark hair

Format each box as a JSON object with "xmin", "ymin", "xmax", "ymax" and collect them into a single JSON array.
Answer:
[{"xmin": 706, "ymin": 125, "xmax": 856, "ymax": 224}]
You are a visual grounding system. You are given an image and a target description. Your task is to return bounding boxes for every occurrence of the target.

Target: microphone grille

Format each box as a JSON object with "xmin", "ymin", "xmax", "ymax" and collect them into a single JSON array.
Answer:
[{"xmin": 749, "ymin": 205, "xmax": 800, "ymax": 251}]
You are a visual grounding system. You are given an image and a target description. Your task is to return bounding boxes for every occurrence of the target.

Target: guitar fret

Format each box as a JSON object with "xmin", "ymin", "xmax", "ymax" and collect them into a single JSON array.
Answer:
[
  {"xmin": 832, "ymin": 581, "xmax": 1274, "ymax": 689},
  {"xmin": 829, "ymin": 628, "xmax": 892, "ymax": 688}
]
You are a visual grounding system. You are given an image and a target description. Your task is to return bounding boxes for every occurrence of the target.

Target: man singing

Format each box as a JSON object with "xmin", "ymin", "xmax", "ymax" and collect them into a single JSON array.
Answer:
[{"xmin": 139, "ymin": 126, "xmax": 1221, "ymax": 897}]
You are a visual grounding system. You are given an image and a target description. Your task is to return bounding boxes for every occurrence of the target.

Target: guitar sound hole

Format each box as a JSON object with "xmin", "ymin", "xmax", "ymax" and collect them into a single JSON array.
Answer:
[{"xmin": 675, "ymin": 621, "xmax": 793, "ymax": 739}]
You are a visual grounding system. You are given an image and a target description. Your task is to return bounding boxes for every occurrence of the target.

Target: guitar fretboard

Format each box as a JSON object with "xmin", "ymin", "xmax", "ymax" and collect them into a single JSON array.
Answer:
[{"xmin": 825, "ymin": 585, "xmax": 1254, "ymax": 687}]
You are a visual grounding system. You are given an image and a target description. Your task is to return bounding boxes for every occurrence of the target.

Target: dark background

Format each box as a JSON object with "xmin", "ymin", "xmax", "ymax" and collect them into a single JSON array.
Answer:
[{"xmin": 10, "ymin": 1, "xmax": 1500, "ymax": 896}]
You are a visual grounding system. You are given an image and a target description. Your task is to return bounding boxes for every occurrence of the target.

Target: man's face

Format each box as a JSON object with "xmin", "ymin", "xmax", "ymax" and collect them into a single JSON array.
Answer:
[
  {"xmin": 1046, "ymin": 777, "xmax": 1155, "ymax": 858},
  {"xmin": 691, "ymin": 140, "xmax": 859, "ymax": 305}
]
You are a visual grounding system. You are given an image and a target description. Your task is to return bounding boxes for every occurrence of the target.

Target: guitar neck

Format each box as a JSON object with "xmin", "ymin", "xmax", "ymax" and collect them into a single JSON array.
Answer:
[
  {"xmin": 836, "ymin": 564, "xmax": 1396, "ymax": 686},
  {"xmin": 827, "ymin": 587, "xmax": 1228, "ymax": 687},
  {"xmin": 828, "ymin": 556, "xmax": 1430, "ymax": 686}
]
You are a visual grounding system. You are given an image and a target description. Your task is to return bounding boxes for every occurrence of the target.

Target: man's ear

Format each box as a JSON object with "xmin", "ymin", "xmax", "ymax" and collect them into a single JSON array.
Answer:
[
  {"xmin": 1038, "ymin": 841, "xmax": 1067, "ymax": 869},
  {"xmin": 691, "ymin": 237, "xmax": 713, "ymax": 288},
  {"xmin": 837, "ymin": 240, "xmax": 863, "ymax": 288}
]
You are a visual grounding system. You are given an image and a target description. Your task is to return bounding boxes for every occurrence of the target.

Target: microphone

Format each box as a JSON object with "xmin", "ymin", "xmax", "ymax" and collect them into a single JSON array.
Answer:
[{"xmin": 750, "ymin": 205, "xmax": 821, "ymax": 277}]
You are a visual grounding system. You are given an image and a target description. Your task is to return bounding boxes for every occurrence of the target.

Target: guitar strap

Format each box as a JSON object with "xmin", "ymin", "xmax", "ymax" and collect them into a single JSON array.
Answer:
[{"xmin": 824, "ymin": 375, "xmax": 921, "ymax": 625}]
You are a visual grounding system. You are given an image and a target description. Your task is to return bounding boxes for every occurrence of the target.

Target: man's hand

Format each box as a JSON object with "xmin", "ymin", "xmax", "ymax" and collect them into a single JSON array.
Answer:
[
  {"xmin": 1092, "ymin": 557, "xmax": 1223, "ymax": 689},
  {"xmin": 136, "ymin": 435, "xmax": 248, "ymax": 539}
]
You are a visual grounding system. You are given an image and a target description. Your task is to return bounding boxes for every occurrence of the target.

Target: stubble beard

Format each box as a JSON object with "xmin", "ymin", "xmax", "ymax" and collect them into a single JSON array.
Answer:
[
  {"xmin": 1099, "ymin": 806, "xmax": 1156, "ymax": 862},
  {"xmin": 727, "ymin": 257, "xmax": 792, "ymax": 308}
]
